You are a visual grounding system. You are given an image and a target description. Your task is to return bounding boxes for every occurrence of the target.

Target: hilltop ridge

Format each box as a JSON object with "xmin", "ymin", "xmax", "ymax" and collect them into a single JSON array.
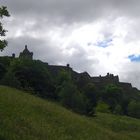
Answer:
[
  {"xmin": 0, "ymin": 45, "xmax": 140, "ymax": 118},
  {"xmin": 1, "ymin": 45, "xmax": 137, "ymax": 92},
  {"xmin": 0, "ymin": 86, "xmax": 140, "ymax": 140}
]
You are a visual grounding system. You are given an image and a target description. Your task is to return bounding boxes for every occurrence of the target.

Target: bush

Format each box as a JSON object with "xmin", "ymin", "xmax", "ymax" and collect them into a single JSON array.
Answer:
[
  {"xmin": 96, "ymin": 101, "xmax": 110, "ymax": 113},
  {"xmin": 4, "ymin": 59, "xmax": 56, "ymax": 98},
  {"xmin": 58, "ymin": 81, "xmax": 88, "ymax": 114},
  {"xmin": 102, "ymin": 84, "xmax": 123, "ymax": 112},
  {"xmin": 0, "ymin": 63, "xmax": 6, "ymax": 80},
  {"xmin": 1, "ymin": 71, "xmax": 21, "ymax": 88},
  {"xmin": 114, "ymin": 104, "xmax": 123, "ymax": 115},
  {"xmin": 56, "ymin": 69, "xmax": 71, "ymax": 86},
  {"xmin": 83, "ymin": 83, "xmax": 97, "ymax": 115},
  {"xmin": 128, "ymin": 100, "xmax": 140, "ymax": 119}
]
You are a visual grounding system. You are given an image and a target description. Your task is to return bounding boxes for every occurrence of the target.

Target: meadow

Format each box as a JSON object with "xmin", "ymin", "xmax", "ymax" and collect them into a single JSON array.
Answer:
[{"xmin": 0, "ymin": 86, "xmax": 140, "ymax": 140}]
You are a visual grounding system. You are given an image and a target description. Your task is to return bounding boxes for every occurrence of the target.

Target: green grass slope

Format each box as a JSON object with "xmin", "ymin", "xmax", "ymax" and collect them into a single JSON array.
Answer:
[{"xmin": 0, "ymin": 86, "xmax": 140, "ymax": 140}]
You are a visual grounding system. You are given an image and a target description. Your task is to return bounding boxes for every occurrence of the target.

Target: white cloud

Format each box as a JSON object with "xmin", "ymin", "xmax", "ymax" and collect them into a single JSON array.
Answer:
[{"xmin": 1, "ymin": 0, "xmax": 140, "ymax": 89}]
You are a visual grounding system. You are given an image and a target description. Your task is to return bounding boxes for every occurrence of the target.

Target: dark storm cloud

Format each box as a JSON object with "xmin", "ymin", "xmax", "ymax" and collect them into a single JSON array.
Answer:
[
  {"xmin": 2, "ymin": 0, "xmax": 140, "ymax": 24},
  {"xmin": 2, "ymin": 0, "xmax": 102, "ymax": 23}
]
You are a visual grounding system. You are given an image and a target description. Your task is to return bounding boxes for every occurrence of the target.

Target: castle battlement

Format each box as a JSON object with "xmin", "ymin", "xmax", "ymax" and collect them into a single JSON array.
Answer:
[{"xmin": 91, "ymin": 73, "xmax": 119, "ymax": 84}]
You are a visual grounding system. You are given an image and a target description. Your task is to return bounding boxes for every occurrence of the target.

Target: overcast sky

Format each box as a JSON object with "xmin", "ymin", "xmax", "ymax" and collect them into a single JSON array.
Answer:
[{"xmin": 1, "ymin": 0, "xmax": 140, "ymax": 89}]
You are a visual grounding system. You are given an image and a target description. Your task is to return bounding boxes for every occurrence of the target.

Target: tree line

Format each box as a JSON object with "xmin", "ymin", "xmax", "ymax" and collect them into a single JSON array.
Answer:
[{"xmin": 0, "ymin": 57, "xmax": 140, "ymax": 119}]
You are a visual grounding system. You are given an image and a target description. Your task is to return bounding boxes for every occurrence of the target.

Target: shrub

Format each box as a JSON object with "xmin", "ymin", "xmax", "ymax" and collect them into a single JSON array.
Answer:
[
  {"xmin": 102, "ymin": 84, "xmax": 123, "ymax": 112},
  {"xmin": 114, "ymin": 104, "xmax": 123, "ymax": 115},
  {"xmin": 83, "ymin": 83, "xmax": 97, "ymax": 115},
  {"xmin": 58, "ymin": 81, "xmax": 88, "ymax": 114},
  {"xmin": 128, "ymin": 100, "xmax": 140, "ymax": 119},
  {"xmin": 96, "ymin": 101, "xmax": 110, "ymax": 113},
  {"xmin": 0, "ymin": 63, "xmax": 6, "ymax": 80},
  {"xmin": 1, "ymin": 71, "xmax": 21, "ymax": 88}
]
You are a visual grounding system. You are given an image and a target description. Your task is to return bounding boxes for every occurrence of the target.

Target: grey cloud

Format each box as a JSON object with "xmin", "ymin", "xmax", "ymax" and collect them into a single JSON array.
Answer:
[
  {"xmin": 1, "ymin": 0, "xmax": 140, "ymax": 90},
  {"xmin": 1, "ymin": 36, "xmax": 99, "ymax": 76},
  {"xmin": 118, "ymin": 62, "xmax": 140, "ymax": 89},
  {"xmin": 2, "ymin": 0, "xmax": 140, "ymax": 24},
  {"xmin": 64, "ymin": 43, "xmax": 99, "ymax": 74},
  {"xmin": 1, "ymin": 36, "xmax": 64, "ymax": 64}
]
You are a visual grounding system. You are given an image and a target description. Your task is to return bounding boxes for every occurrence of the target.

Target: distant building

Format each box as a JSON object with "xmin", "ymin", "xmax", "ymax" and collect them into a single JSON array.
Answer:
[
  {"xmin": 19, "ymin": 45, "xmax": 33, "ymax": 60},
  {"xmin": 92, "ymin": 73, "xmax": 119, "ymax": 84}
]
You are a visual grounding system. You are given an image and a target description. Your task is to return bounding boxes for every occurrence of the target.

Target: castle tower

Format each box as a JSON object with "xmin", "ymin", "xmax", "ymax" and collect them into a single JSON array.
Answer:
[{"xmin": 19, "ymin": 45, "xmax": 33, "ymax": 60}]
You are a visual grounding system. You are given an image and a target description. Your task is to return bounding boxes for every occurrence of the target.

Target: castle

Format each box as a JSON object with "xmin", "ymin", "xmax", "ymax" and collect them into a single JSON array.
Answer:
[
  {"xmin": 19, "ymin": 45, "xmax": 33, "ymax": 59},
  {"xmin": 2, "ymin": 45, "xmax": 135, "ymax": 91},
  {"xmin": 8, "ymin": 45, "xmax": 33, "ymax": 60}
]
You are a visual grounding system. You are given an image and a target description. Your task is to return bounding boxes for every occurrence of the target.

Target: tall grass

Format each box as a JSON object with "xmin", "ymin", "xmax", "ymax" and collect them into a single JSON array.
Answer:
[{"xmin": 0, "ymin": 86, "xmax": 140, "ymax": 140}]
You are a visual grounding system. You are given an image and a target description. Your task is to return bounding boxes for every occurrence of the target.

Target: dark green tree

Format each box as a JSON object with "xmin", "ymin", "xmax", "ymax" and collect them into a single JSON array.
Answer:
[
  {"xmin": 0, "ymin": 63, "xmax": 6, "ymax": 80},
  {"xmin": 83, "ymin": 83, "xmax": 97, "ymax": 115},
  {"xmin": 56, "ymin": 69, "xmax": 71, "ymax": 86},
  {"xmin": 0, "ymin": 6, "xmax": 10, "ymax": 51},
  {"xmin": 0, "ymin": 56, "xmax": 12, "ymax": 83},
  {"xmin": 7, "ymin": 59, "xmax": 55, "ymax": 98},
  {"xmin": 128, "ymin": 100, "xmax": 140, "ymax": 119},
  {"xmin": 96, "ymin": 101, "xmax": 110, "ymax": 113},
  {"xmin": 58, "ymin": 81, "xmax": 88, "ymax": 114},
  {"xmin": 102, "ymin": 84, "xmax": 123, "ymax": 113},
  {"xmin": 1, "ymin": 70, "xmax": 21, "ymax": 88},
  {"xmin": 120, "ymin": 97, "xmax": 130, "ymax": 115}
]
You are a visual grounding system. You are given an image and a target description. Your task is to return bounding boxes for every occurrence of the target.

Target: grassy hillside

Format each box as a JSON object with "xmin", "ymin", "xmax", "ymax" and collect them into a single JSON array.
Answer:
[{"xmin": 0, "ymin": 86, "xmax": 140, "ymax": 140}]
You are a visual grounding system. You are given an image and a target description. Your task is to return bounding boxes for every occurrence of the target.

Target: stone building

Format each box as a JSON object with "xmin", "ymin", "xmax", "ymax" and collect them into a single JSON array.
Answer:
[
  {"xmin": 19, "ymin": 45, "xmax": 33, "ymax": 60},
  {"xmin": 92, "ymin": 73, "xmax": 119, "ymax": 84}
]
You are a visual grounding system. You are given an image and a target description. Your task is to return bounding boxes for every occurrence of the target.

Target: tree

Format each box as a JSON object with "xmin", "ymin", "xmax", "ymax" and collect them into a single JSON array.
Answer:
[
  {"xmin": 96, "ymin": 101, "xmax": 110, "ymax": 113},
  {"xmin": 7, "ymin": 59, "xmax": 55, "ymax": 98},
  {"xmin": 128, "ymin": 100, "xmax": 140, "ymax": 119},
  {"xmin": 102, "ymin": 84, "xmax": 123, "ymax": 113},
  {"xmin": 1, "ymin": 70, "xmax": 21, "ymax": 88},
  {"xmin": 83, "ymin": 83, "xmax": 98, "ymax": 115},
  {"xmin": 56, "ymin": 69, "xmax": 71, "ymax": 86},
  {"xmin": 0, "ymin": 63, "xmax": 6, "ymax": 80},
  {"xmin": 0, "ymin": 6, "xmax": 10, "ymax": 51},
  {"xmin": 58, "ymin": 81, "xmax": 88, "ymax": 114}
]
